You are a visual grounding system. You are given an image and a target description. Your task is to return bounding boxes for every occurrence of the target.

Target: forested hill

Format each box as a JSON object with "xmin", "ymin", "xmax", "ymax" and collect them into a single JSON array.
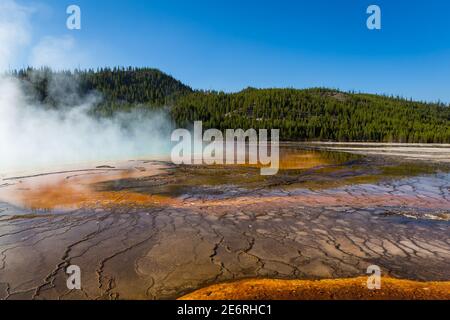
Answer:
[
  {"xmin": 173, "ymin": 88, "xmax": 450, "ymax": 143},
  {"xmin": 12, "ymin": 67, "xmax": 193, "ymax": 110},
  {"xmin": 79, "ymin": 67, "xmax": 193, "ymax": 106},
  {"xmin": 10, "ymin": 67, "xmax": 450, "ymax": 143}
]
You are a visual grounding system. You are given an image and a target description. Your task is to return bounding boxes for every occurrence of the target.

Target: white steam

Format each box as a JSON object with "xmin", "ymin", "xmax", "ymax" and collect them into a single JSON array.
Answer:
[
  {"xmin": 0, "ymin": 74, "xmax": 174, "ymax": 173},
  {"xmin": 0, "ymin": 0, "xmax": 174, "ymax": 173}
]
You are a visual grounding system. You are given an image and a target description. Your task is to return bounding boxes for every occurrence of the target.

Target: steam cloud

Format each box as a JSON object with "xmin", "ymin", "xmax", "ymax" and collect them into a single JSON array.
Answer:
[{"xmin": 0, "ymin": 0, "xmax": 174, "ymax": 173}]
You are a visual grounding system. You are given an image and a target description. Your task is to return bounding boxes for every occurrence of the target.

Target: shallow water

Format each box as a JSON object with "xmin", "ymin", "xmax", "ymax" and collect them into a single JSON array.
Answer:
[{"xmin": 0, "ymin": 145, "xmax": 448, "ymax": 217}]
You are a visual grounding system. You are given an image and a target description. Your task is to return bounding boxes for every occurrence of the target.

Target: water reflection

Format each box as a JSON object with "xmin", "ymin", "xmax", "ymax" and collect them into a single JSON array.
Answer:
[{"xmin": 0, "ymin": 145, "xmax": 448, "ymax": 214}]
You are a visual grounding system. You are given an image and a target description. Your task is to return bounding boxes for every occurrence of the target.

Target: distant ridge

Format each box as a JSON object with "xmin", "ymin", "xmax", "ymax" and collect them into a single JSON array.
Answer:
[{"xmin": 10, "ymin": 67, "xmax": 450, "ymax": 143}]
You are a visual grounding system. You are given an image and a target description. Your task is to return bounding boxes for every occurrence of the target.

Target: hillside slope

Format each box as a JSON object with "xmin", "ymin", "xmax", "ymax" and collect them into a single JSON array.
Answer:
[
  {"xmin": 10, "ymin": 68, "xmax": 450, "ymax": 143},
  {"xmin": 172, "ymin": 88, "xmax": 450, "ymax": 142}
]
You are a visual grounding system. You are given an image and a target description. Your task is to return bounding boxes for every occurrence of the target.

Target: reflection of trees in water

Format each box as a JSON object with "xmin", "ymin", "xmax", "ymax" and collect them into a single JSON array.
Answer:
[
  {"xmin": 319, "ymin": 150, "xmax": 362, "ymax": 163},
  {"xmin": 280, "ymin": 147, "xmax": 362, "ymax": 166}
]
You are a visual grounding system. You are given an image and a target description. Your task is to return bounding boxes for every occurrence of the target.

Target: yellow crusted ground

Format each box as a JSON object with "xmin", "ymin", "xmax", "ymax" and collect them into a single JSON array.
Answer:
[{"xmin": 179, "ymin": 277, "xmax": 450, "ymax": 300}]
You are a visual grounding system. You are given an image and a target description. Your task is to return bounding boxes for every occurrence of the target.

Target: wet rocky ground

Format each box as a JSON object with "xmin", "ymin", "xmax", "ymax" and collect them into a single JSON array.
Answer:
[{"xmin": 0, "ymin": 147, "xmax": 449, "ymax": 300}]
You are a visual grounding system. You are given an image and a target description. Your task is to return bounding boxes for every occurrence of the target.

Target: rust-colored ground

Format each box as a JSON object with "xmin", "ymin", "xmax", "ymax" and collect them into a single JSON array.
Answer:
[
  {"xmin": 179, "ymin": 277, "xmax": 450, "ymax": 300},
  {"xmin": 0, "ymin": 162, "xmax": 178, "ymax": 210}
]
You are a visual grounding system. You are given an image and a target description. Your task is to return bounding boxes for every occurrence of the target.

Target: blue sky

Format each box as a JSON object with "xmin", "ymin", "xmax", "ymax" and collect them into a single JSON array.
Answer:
[{"xmin": 15, "ymin": 0, "xmax": 450, "ymax": 102}]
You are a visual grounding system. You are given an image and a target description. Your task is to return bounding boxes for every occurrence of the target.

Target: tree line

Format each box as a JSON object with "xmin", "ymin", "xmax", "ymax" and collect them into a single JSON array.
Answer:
[{"xmin": 9, "ymin": 67, "xmax": 450, "ymax": 143}]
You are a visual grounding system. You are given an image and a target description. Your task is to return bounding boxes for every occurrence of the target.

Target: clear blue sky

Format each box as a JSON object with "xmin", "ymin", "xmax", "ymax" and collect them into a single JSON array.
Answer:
[{"xmin": 19, "ymin": 0, "xmax": 450, "ymax": 102}]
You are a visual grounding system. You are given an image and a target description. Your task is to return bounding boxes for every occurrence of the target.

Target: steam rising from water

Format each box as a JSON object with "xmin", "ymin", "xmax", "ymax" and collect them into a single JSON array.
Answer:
[
  {"xmin": 0, "ymin": 75, "xmax": 174, "ymax": 173},
  {"xmin": 0, "ymin": 0, "xmax": 173, "ymax": 174}
]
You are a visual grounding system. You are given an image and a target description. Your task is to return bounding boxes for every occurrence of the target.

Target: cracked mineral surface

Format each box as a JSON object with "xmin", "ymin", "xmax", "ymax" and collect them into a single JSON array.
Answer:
[{"xmin": 0, "ymin": 145, "xmax": 449, "ymax": 300}]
